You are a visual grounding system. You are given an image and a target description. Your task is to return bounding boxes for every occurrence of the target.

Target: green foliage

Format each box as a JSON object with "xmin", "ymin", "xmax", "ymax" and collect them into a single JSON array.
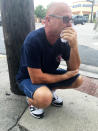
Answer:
[{"xmin": 35, "ymin": 5, "xmax": 46, "ymax": 19}]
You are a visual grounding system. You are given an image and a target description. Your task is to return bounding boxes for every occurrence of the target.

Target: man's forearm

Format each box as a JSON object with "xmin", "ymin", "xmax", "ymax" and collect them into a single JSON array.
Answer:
[
  {"xmin": 31, "ymin": 69, "xmax": 79, "ymax": 84},
  {"xmin": 68, "ymin": 45, "xmax": 80, "ymax": 70},
  {"xmin": 32, "ymin": 73, "xmax": 66, "ymax": 84}
]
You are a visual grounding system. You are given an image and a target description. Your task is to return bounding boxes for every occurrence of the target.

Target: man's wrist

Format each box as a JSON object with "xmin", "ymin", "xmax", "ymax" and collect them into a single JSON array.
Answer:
[
  {"xmin": 62, "ymin": 73, "xmax": 68, "ymax": 80},
  {"xmin": 70, "ymin": 41, "xmax": 78, "ymax": 48}
]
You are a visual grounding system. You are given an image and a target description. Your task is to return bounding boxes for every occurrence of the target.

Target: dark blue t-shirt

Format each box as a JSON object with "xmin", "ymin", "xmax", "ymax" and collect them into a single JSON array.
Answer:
[{"xmin": 16, "ymin": 27, "xmax": 70, "ymax": 83}]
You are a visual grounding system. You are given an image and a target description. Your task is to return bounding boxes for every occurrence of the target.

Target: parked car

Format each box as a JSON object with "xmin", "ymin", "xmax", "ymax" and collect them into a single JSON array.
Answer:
[
  {"xmin": 83, "ymin": 16, "xmax": 88, "ymax": 23},
  {"xmin": 72, "ymin": 15, "xmax": 86, "ymax": 25}
]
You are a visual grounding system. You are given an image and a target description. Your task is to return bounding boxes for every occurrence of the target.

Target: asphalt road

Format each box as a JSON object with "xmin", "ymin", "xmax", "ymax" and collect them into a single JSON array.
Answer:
[
  {"xmin": 0, "ymin": 23, "xmax": 98, "ymax": 67},
  {"xmin": 0, "ymin": 27, "xmax": 5, "ymax": 54},
  {"xmin": 74, "ymin": 23, "xmax": 98, "ymax": 67}
]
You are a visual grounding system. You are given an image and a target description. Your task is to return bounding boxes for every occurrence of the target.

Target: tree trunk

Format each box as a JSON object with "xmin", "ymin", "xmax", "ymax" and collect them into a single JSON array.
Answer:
[{"xmin": 1, "ymin": 0, "xmax": 35, "ymax": 95}]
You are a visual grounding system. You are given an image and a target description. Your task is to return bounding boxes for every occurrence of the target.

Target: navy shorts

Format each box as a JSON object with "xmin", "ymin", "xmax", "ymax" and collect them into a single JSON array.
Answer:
[{"xmin": 17, "ymin": 69, "xmax": 80, "ymax": 98}]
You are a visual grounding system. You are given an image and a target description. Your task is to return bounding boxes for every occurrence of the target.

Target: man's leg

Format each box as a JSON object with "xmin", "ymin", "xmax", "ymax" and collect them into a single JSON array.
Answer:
[
  {"xmin": 18, "ymin": 79, "xmax": 53, "ymax": 118},
  {"xmin": 49, "ymin": 75, "xmax": 83, "ymax": 107},
  {"xmin": 27, "ymin": 75, "xmax": 83, "ymax": 110},
  {"xmin": 27, "ymin": 86, "xmax": 53, "ymax": 109},
  {"xmin": 18, "ymin": 79, "xmax": 53, "ymax": 109}
]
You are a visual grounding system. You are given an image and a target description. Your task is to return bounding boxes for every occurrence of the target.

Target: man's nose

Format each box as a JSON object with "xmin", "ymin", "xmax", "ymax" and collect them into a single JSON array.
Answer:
[{"xmin": 67, "ymin": 22, "xmax": 72, "ymax": 27}]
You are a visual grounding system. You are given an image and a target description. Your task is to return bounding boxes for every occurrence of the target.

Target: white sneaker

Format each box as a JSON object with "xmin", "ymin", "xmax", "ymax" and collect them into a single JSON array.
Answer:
[
  {"xmin": 26, "ymin": 97, "xmax": 45, "ymax": 119},
  {"xmin": 51, "ymin": 91, "xmax": 63, "ymax": 107}
]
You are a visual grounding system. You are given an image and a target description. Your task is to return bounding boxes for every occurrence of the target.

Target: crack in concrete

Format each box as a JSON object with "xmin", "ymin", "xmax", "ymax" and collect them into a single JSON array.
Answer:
[
  {"xmin": 8, "ymin": 106, "xmax": 28, "ymax": 131},
  {"xmin": 18, "ymin": 125, "xmax": 29, "ymax": 131}
]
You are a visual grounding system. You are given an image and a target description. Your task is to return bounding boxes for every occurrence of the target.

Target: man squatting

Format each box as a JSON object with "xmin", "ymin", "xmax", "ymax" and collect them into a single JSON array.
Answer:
[{"xmin": 16, "ymin": 2, "xmax": 83, "ymax": 119}]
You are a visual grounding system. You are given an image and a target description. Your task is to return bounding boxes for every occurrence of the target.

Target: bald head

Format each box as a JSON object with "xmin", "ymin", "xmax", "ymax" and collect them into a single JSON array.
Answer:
[
  {"xmin": 46, "ymin": 2, "xmax": 71, "ymax": 16},
  {"xmin": 45, "ymin": 2, "xmax": 72, "ymax": 42}
]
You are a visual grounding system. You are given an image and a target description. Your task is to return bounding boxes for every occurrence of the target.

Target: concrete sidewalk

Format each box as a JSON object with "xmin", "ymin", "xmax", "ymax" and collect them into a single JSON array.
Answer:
[
  {"xmin": 18, "ymin": 89, "xmax": 98, "ymax": 131},
  {"xmin": 0, "ymin": 56, "xmax": 98, "ymax": 131}
]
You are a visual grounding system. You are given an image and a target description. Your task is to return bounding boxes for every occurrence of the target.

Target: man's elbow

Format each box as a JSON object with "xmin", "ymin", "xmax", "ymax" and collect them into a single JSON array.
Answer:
[
  {"xmin": 75, "ymin": 64, "xmax": 80, "ymax": 70},
  {"xmin": 76, "ymin": 62, "xmax": 80, "ymax": 69},
  {"xmin": 68, "ymin": 63, "xmax": 80, "ymax": 71},
  {"xmin": 31, "ymin": 75, "xmax": 46, "ymax": 84},
  {"xmin": 31, "ymin": 77, "xmax": 42, "ymax": 84},
  {"xmin": 77, "ymin": 61, "xmax": 81, "ymax": 69},
  {"xmin": 74, "ymin": 60, "xmax": 81, "ymax": 70}
]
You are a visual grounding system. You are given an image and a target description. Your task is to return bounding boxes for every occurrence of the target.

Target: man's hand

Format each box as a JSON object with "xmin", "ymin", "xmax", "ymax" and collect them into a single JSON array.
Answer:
[
  {"xmin": 64, "ymin": 69, "xmax": 79, "ymax": 79},
  {"xmin": 60, "ymin": 27, "xmax": 77, "ymax": 48}
]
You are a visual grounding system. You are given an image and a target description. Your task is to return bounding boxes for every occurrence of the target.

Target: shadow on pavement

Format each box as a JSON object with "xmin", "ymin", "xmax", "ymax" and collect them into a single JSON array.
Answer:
[{"xmin": 79, "ymin": 45, "xmax": 98, "ymax": 67}]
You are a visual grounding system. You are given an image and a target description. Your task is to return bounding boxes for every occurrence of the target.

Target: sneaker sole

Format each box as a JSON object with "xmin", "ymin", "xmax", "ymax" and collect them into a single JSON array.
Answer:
[
  {"xmin": 30, "ymin": 111, "xmax": 45, "ymax": 119},
  {"xmin": 51, "ymin": 102, "xmax": 63, "ymax": 107}
]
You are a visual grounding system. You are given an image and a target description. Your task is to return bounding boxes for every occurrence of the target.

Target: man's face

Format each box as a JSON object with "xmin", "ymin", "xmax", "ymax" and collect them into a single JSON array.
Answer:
[{"xmin": 46, "ymin": 6, "xmax": 72, "ymax": 37}]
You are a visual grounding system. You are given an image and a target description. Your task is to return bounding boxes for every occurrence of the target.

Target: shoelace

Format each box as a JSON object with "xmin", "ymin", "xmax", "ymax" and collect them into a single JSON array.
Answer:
[{"xmin": 52, "ymin": 92, "xmax": 58, "ymax": 100}]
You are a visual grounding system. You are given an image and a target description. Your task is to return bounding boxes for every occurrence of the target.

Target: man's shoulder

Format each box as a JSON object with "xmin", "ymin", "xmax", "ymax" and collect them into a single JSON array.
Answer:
[
  {"xmin": 22, "ymin": 27, "xmax": 45, "ymax": 50},
  {"xmin": 25, "ymin": 27, "xmax": 45, "ymax": 43}
]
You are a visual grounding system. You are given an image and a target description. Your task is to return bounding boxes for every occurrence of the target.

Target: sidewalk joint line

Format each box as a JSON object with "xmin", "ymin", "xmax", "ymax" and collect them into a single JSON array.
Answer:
[{"xmin": 8, "ymin": 105, "xmax": 28, "ymax": 131}]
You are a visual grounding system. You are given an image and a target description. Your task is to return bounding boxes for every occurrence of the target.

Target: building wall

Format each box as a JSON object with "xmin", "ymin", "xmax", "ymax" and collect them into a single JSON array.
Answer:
[
  {"xmin": 71, "ymin": 1, "xmax": 98, "ymax": 18},
  {"xmin": 95, "ymin": 0, "xmax": 98, "ymax": 4}
]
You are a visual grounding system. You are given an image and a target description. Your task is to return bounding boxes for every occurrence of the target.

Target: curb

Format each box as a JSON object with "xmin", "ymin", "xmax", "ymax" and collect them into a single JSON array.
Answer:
[
  {"xmin": 80, "ymin": 64, "xmax": 98, "ymax": 78},
  {"xmin": 0, "ymin": 54, "xmax": 6, "ymax": 58},
  {"xmin": 59, "ymin": 64, "xmax": 98, "ymax": 79}
]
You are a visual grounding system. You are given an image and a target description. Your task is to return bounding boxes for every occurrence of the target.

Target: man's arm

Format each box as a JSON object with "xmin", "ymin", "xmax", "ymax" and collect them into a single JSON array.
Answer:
[
  {"xmin": 66, "ymin": 45, "xmax": 80, "ymax": 71},
  {"xmin": 27, "ymin": 67, "xmax": 79, "ymax": 84},
  {"xmin": 61, "ymin": 27, "xmax": 80, "ymax": 71}
]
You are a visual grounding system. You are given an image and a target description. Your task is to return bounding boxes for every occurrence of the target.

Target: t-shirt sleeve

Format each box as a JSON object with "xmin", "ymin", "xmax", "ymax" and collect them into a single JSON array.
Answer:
[
  {"xmin": 21, "ymin": 41, "xmax": 41, "ymax": 68},
  {"xmin": 61, "ymin": 42, "xmax": 71, "ymax": 61}
]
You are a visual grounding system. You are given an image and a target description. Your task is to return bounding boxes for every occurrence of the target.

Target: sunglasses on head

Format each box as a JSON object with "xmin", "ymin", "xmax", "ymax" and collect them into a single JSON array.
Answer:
[{"xmin": 49, "ymin": 14, "xmax": 73, "ymax": 24}]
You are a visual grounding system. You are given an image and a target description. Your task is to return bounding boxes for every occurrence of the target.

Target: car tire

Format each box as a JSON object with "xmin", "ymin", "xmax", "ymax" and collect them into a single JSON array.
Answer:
[
  {"xmin": 74, "ymin": 22, "xmax": 76, "ymax": 25},
  {"xmin": 81, "ymin": 22, "xmax": 85, "ymax": 25}
]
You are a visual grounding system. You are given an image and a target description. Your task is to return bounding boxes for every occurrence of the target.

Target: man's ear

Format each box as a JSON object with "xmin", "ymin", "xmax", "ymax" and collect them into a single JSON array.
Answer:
[{"xmin": 45, "ymin": 16, "xmax": 50, "ymax": 24}]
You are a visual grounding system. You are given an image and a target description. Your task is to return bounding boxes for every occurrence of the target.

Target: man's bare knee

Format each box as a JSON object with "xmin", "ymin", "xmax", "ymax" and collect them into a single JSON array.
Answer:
[
  {"xmin": 33, "ymin": 86, "xmax": 53, "ymax": 108},
  {"xmin": 72, "ymin": 75, "xmax": 83, "ymax": 88}
]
